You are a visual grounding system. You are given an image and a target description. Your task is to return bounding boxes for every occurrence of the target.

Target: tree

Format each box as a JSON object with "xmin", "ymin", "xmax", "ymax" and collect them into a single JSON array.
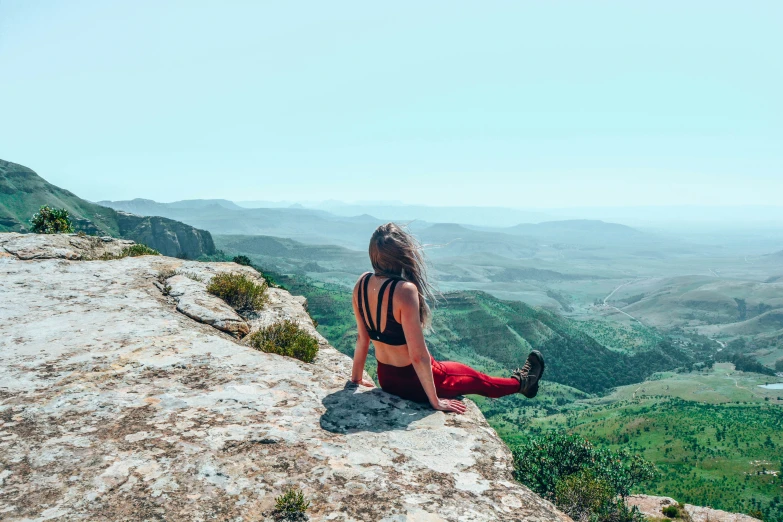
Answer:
[
  {"xmin": 512, "ymin": 432, "xmax": 656, "ymax": 521},
  {"xmin": 30, "ymin": 206, "xmax": 74, "ymax": 234}
]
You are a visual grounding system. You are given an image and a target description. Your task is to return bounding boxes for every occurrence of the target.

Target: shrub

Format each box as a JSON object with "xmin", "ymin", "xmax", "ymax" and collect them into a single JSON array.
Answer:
[
  {"xmin": 233, "ymin": 254, "xmax": 252, "ymax": 266},
  {"xmin": 207, "ymin": 272, "xmax": 268, "ymax": 313},
  {"xmin": 662, "ymin": 505, "xmax": 679, "ymax": 518},
  {"xmin": 121, "ymin": 244, "xmax": 160, "ymax": 257},
  {"xmin": 99, "ymin": 243, "xmax": 160, "ymax": 260},
  {"xmin": 555, "ymin": 470, "xmax": 613, "ymax": 522},
  {"xmin": 248, "ymin": 320, "xmax": 319, "ymax": 363},
  {"xmin": 512, "ymin": 432, "xmax": 657, "ymax": 521},
  {"xmin": 273, "ymin": 487, "xmax": 309, "ymax": 521},
  {"xmin": 30, "ymin": 206, "xmax": 74, "ymax": 234}
]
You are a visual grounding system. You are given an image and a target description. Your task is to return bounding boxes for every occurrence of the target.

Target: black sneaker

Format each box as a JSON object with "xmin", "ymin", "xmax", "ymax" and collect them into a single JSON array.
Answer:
[{"xmin": 513, "ymin": 350, "xmax": 545, "ymax": 398}]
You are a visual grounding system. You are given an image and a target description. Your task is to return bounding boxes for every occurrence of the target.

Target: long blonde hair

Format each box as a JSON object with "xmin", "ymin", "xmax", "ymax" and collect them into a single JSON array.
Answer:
[{"xmin": 369, "ymin": 223, "xmax": 436, "ymax": 326}]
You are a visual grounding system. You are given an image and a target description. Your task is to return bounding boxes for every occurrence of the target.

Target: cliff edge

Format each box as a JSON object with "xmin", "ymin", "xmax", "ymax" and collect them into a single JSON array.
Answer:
[{"xmin": 0, "ymin": 233, "xmax": 569, "ymax": 521}]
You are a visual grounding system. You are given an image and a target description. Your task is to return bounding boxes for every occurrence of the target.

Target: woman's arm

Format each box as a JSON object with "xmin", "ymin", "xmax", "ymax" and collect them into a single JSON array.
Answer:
[
  {"xmin": 398, "ymin": 283, "xmax": 466, "ymax": 414},
  {"xmin": 350, "ymin": 279, "xmax": 375, "ymax": 387}
]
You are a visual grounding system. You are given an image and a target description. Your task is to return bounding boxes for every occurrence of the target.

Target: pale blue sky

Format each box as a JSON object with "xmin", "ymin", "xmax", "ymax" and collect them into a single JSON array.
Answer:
[{"xmin": 1, "ymin": 1, "xmax": 781, "ymax": 207}]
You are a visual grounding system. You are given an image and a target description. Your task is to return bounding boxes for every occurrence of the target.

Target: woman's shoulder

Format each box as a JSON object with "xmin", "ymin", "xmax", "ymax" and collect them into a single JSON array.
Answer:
[
  {"xmin": 394, "ymin": 280, "xmax": 419, "ymax": 301},
  {"xmin": 353, "ymin": 272, "xmax": 372, "ymax": 291}
]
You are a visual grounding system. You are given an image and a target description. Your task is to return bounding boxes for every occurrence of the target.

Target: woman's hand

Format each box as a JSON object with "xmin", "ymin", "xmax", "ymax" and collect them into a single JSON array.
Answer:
[
  {"xmin": 431, "ymin": 398, "xmax": 467, "ymax": 414},
  {"xmin": 351, "ymin": 378, "xmax": 376, "ymax": 388}
]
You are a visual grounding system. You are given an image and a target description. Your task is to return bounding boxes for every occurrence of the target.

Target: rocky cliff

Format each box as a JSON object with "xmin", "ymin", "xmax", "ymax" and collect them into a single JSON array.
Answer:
[
  {"xmin": 0, "ymin": 233, "xmax": 569, "ymax": 521},
  {"xmin": 0, "ymin": 159, "xmax": 216, "ymax": 259}
]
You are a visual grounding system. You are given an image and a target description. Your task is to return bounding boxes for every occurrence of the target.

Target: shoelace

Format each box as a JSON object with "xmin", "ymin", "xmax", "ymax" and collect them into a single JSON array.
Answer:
[{"xmin": 513, "ymin": 359, "xmax": 533, "ymax": 378}]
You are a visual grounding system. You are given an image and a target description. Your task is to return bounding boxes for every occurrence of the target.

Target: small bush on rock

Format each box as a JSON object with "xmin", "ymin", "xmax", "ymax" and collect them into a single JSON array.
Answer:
[
  {"xmin": 121, "ymin": 244, "xmax": 160, "ymax": 257},
  {"xmin": 555, "ymin": 470, "xmax": 613, "ymax": 521},
  {"xmin": 662, "ymin": 505, "xmax": 679, "ymax": 518},
  {"xmin": 207, "ymin": 272, "xmax": 268, "ymax": 313},
  {"xmin": 100, "ymin": 243, "xmax": 160, "ymax": 260},
  {"xmin": 248, "ymin": 320, "xmax": 319, "ymax": 363},
  {"xmin": 30, "ymin": 206, "xmax": 74, "ymax": 234},
  {"xmin": 273, "ymin": 487, "xmax": 309, "ymax": 521},
  {"xmin": 233, "ymin": 254, "xmax": 252, "ymax": 266}
]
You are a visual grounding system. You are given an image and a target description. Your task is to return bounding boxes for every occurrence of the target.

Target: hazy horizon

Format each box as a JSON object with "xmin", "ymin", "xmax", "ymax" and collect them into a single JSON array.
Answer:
[{"xmin": 2, "ymin": 1, "xmax": 781, "ymax": 207}]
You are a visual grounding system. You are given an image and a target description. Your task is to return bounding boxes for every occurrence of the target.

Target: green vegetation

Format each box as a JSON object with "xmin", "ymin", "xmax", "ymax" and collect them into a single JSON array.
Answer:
[
  {"xmin": 99, "ymin": 243, "xmax": 160, "ymax": 260},
  {"xmin": 273, "ymin": 487, "xmax": 310, "ymax": 521},
  {"xmin": 207, "ymin": 272, "xmax": 268, "ymax": 314},
  {"xmin": 661, "ymin": 505, "xmax": 679, "ymax": 518},
  {"xmin": 248, "ymin": 320, "xmax": 319, "ymax": 363},
  {"xmin": 30, "ymin": 205, "xmax": 74, "ymax": 234},
  {"xmin": 120, "ymin": 244, "xmax": 160, "ymax": 257},
  {"xmin": 530, "ymin": 371, "xmax": 783, "ymax": 521},
  {"xmin": 0, "ymin": 159, "xmax": 215, "ymax": 257},
  {"xmin": 776, "ymin": 358, "xmax": 783, "ymax": 372},
  {"xmin": 513, "ymin": 432, "xmax": 654, "ymax": 521},
  {"xmin": 570, "ymin": 320, "xmax": 665, "ymax": 354},
  {"xmin": 429, "ymin": 291, "xmax": 691, "ymax": 394}
]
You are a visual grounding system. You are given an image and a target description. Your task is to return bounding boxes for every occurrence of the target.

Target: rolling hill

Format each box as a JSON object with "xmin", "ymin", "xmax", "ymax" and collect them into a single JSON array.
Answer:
[
  {"xmin": 0, "ymin": 160, "xmax": 215, "ymax": 258},
  {"xmin": 504, "ymin": 219, "xmax": 648, "ymax": 244},
  {"xmin": 246, "ymin": 264, "xmax": 694, "ymax": 395},
  {"xmin": 607, "ymin": 276, "xmax": 783, "ymax": 332}
]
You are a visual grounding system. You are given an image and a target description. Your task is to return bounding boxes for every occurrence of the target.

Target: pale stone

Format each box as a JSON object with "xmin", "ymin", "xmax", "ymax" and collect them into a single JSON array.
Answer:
[
  {"xmin": 0, "ymin": 232, "xmax": 569, "ymax": 521},
  {"xmin": 166, "ymin": 274, "xmax": 250, "ymax": 338},
  {"xmin": 0, "ymin": 232, "xmax": 135, "ymax": 260}
]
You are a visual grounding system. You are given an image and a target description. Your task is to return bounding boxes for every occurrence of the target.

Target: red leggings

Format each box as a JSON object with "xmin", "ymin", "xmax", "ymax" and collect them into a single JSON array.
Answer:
[{"xmin": 377, "ymin": 357, "xmax": 521, "ymax": 403}]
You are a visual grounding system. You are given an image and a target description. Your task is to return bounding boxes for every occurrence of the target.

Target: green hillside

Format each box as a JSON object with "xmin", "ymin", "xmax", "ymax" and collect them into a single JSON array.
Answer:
[
  {"xmin": 0, "ymin": 159, "xmax": 216, "ymax": 259},
  {"xmin": 427, "ymin": 291, "xmax": 691, "ymax": 394},
  {"xmin": 258, "ymin": 267, "xmax": 692, "ymax": 395}
]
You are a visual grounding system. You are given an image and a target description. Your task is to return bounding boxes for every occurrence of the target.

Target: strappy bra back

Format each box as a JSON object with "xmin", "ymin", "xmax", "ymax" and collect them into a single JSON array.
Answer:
[{"xmin": 357, "ymin": 272, "xmax": 407, "ymax": 346}]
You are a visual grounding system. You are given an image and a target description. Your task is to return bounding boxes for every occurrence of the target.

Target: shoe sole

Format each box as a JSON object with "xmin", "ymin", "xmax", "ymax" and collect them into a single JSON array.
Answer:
[{"xmin": 523, "ymin": 351, "xmax": 545, "ymax": 399}]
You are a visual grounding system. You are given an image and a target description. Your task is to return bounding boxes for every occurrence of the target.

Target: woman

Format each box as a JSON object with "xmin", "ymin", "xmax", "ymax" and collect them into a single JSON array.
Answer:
[{"xmin": 350, "ymin": 223, "xmax": 545, "ymax": 414}]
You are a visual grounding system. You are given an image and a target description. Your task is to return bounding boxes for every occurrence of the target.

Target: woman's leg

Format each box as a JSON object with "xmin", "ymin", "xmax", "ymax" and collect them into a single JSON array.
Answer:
[{"xmin": 432, "ymin": 360, "xmax": 521, "ymax": 399}]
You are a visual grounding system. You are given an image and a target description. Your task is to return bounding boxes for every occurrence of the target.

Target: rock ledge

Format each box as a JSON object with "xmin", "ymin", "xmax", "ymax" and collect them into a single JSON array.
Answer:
[{"xmin": 0, "ymin": 233, "xmax": 569, "ymax": 521}]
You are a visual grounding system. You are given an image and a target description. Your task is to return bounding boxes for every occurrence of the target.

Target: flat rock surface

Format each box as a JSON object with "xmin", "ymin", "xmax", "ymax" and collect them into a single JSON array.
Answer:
[
  {"xmin": 0, "ymin": 233, "xmax": 569, "ymax": 522},
  {"xmin": 627, "ymin": 495, "xmax": 761, "ymax": 522},
  {"xmin": 0, "ymin": 232, "xmax": 135, "ymax": 260}
]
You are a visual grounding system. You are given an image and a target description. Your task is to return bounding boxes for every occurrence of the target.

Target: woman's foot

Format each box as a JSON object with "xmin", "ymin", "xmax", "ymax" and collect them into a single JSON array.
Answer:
[{"xmin": 513, "ymin": 351, "xmax": 545, "ymax": 398}]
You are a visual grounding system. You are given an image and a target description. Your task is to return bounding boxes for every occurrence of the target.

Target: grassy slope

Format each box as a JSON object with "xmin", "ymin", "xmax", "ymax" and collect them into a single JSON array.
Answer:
[
  {"xmin": 0, "ymin": 160, "xmax": 120, "ymax": 235},
  {"xmin": 429, "ymin": 291, "xmax": 691, "ymax": 394}
]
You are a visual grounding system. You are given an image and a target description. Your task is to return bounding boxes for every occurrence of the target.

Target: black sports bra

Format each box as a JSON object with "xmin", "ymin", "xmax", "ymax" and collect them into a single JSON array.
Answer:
[{"xmin": 357, "ymin": 272, "xmax": 406, "ymax": 346}]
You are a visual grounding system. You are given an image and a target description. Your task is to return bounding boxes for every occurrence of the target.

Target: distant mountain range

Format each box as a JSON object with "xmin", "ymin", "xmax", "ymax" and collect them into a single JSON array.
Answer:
[
  {"xmin": 100, "ymin": 197, "xmax": 654, "ymax": 255},
  {"xmin": 0, "ymin": 160, "xmax": 215, "ymax": 259},
  {"xmin": 100, "ymin": 198, "xmax": 384, "ymax": 250}
]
